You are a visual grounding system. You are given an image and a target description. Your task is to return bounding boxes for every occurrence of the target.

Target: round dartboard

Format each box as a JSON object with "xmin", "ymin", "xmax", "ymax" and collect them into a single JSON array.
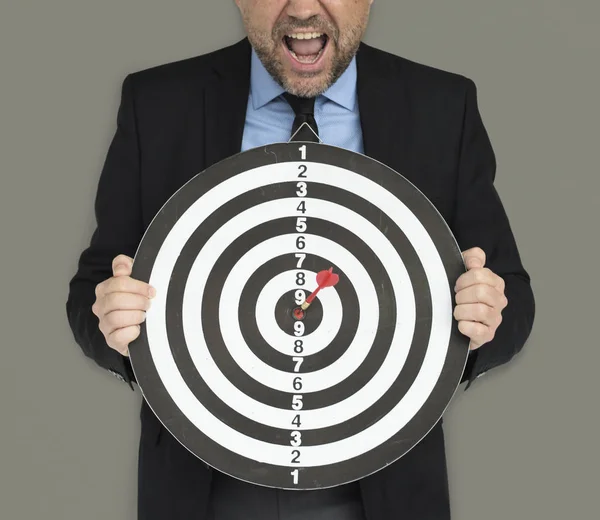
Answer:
[{"xmin": 129, "ymin": 142, "xmax": 469, "ymax": 490}]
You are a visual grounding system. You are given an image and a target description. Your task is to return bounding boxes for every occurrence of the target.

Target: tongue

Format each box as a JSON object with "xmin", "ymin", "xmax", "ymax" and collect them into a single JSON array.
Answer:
[{"xmin": 289, "ymin": 38, "xmax": 324, "ymax": 56}]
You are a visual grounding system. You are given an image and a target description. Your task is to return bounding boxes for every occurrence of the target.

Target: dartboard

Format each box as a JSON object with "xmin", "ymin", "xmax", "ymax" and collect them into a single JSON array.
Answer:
[{"xmin": 129, "ymin": 142, "xmax": 469, "ymax": 490}]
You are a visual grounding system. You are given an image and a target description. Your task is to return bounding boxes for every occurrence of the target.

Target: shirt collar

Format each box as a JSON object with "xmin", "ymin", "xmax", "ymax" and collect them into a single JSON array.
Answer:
[{"xmin": 250, "ymin": 48, "xmax": 358, "ymax": 112}]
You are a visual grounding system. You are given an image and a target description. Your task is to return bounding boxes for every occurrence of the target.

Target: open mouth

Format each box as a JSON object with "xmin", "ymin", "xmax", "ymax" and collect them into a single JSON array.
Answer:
[{"xmin": 283, "ymin": 32, "xmax": 329, "ymax": 65}]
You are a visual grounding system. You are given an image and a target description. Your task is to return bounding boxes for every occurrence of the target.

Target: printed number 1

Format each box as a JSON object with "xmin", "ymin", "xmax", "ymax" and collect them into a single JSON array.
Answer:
[
  {"xmin": 291, "ymin": 468, "xmax": 299, "ymax": 484},
  {"xmin": 299, "ymin": 145, "xmax": 306, "ymax": 160}
]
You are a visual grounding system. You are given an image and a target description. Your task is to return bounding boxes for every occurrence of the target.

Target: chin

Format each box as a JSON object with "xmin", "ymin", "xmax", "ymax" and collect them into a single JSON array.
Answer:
[
  {"xmin": 287, "ymin": 84, "xmax": 327, "ymax": 98},
  {"xmin": 281, "ymin": 68, "xmax": 333, "ymax": 98}
]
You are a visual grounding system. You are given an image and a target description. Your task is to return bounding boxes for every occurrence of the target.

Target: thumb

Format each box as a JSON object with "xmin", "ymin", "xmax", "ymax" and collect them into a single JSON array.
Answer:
[
  {"xmin": 462, "ymin": 247, "xmax": 486, "ymax": 270},
  {"xmin": 112, "ymin": 254, "xmax": 134, "ymax": 277}
]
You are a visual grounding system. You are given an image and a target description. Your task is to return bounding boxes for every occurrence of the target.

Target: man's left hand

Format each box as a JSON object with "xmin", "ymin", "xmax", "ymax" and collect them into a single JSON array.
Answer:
[{"xmin": 454, "ymin": 247, "xmax": 508, "ymax": 350}]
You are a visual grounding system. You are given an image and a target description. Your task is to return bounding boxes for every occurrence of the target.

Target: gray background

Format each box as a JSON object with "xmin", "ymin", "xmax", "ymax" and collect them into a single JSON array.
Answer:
[{"xmin": 1, "ymin": 0, "xmax": 598, "ymax": 518}]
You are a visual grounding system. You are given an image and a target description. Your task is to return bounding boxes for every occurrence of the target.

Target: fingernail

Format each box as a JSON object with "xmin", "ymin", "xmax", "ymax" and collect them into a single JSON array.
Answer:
[{"xmin": 148, "ymin": 286, "xmax": 156, "ymax": 298}]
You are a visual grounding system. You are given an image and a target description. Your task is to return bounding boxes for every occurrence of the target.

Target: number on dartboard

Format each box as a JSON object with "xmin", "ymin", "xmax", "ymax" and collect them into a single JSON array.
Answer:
[
  {"xmin": 294, "ymin": 321, "xmax": 305, "ymax": 336},
  {"xmin": 296, "ymin": 236, "xmax": 306, "ymax": 249},
  {"xmin": 297, "ymin": 200, "xmax": 307, "ymax": 214},
  {"xmin": 295, "ymin": 254, "xmax": 306, "ymax": 268},
  {"xmin": 296, "ymin": 181, "xmax": 307, "ymax": 197},
  {"xmin": 294, "ymin": 340, "xmax": 304, "ymax": 354},
  {"xmin": 298, "ymin": 165, "xmax": 307, "ymax": 178},
  {"xmin": 291, "ymin": 450, "xmax": 301, "ymax": 464},
  {"xmin": 294, "ymin": 289, "xmax": 305, "ymax": 304},
  {"xmin": 291, "ymin": 395, "xmax": 303, "ymax": 410},
  {"xmin": 292, "ymin": 357, "xmax": 303, "ymax": 372},
  {"xmin": 296, "ymin": 272, "xmax": 305, "ymax": 286},
  {"xmin": 292, "ymin": 414, "xmax": 301, "ymax": 427},
  {"xmin": 291, "ymin": 468, "xmax": 299, "ymax": 485},
  {"xmin": 296, "ymin": 217, "xmax": 307, "ymax": 232},
  {"xmin": 299, "ymin": 145, "xmax": 307, "ymax": 161},
  {"xmin": 290, "ymin": 431, "xmax": 302, "ymax": 447}
]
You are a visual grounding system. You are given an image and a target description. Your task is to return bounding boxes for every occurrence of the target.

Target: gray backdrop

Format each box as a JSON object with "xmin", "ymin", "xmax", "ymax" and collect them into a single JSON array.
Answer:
[{"xmin": 1, "ymin": 1, "xmax": 598, "ymax": 518}]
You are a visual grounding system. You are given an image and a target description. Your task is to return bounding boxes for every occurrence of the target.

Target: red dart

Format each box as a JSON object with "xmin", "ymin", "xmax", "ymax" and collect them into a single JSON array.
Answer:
[{"xmin": 300, "ymin": 267, "xmax": 339, "ymax": 310}]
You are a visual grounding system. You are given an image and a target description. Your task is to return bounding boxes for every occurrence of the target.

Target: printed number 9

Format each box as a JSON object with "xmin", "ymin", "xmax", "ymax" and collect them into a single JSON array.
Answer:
[
  {"xmin": 295, "ymin": 290, "xmax": 305, "ymax": 304},
  {"xmin": 294, "ymin": 321, "xmax": 305, "ymax": 336}
]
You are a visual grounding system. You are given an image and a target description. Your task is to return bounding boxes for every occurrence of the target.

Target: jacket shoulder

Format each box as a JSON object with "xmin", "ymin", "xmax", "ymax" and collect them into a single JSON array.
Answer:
[
  {"xmin": 359, "ymin": 42, "xmax": 474, "ymax": 94},
  {"xmin": 125, "ymin": 39, "xmax": 249, "ymax": 93}
]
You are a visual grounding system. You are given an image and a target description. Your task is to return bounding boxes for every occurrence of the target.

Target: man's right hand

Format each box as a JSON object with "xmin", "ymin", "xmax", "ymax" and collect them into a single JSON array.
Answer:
[{"xmin": 92, "ymin": 254, "xmax": 156, "ymax": 357}]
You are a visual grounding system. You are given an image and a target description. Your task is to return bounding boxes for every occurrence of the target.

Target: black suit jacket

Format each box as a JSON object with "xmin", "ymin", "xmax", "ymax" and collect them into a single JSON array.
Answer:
[{"xmin": 66, "ymin": 38, "xmax": 535, "ymax": 519}]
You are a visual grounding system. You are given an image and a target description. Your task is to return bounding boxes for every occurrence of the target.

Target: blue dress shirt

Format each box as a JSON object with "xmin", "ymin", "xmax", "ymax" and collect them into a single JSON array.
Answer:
[{"xmin": 241, "ymin": 49, "xmax": 364, "ymax": 154}]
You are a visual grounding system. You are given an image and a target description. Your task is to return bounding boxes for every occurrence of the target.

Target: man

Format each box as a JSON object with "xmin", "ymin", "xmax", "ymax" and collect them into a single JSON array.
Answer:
[{"xmin": 66, "ymin": 0, "xmax": 535, "ymax": 519}]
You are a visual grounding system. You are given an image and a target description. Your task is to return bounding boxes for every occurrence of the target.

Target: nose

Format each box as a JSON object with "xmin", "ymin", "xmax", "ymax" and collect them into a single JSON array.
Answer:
[{"xmin": 285, "ymin": 0, "xmax": 323, "ymax": 20}]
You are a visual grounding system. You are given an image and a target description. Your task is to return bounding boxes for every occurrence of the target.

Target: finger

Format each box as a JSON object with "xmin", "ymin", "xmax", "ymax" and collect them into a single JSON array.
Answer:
[
  {"xmin": 112, "ymin": 254, "xmax": 134, "ymax": 277},
  {"xmin": 455, "ymin": 284, "xmax": 507, "ymax": 308},
  {"xmin": 103, "ymin": 310, "xmax": 147, "ymax": 333},
  {"xmin": 455, "ymin": 268, "xmax": 503, "ymax": 293},
  {"xmin": 454, "ymin": 303, "xmax": 500, "ymax": 328},
  {"xmin": 98, "ymin": 292, "xmax": 152, "ymax": 315},
  {"xmin": 457, "ymin": 320, "xmax": 494, "ymax": 349},
  {"xmin": 107, "ymin": 325, "xmax": 141, "ymax": 356},
  {"xmin": 100, "ymin": 276, "xmax": 156, "ymax": 299},
  {"xmin": 462, "ymin": 247, "xmax": 486, "ymax": 270}
]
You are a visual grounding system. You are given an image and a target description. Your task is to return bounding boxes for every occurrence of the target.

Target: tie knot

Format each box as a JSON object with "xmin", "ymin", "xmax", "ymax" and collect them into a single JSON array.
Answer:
[{"xmin": 283, "ymin": 92, "xmax": 316, "ymax": 116}]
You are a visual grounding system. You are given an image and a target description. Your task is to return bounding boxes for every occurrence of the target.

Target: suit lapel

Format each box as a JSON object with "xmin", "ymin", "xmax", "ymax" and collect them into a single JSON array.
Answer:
[
  {"xmin": 203, "ymin": 38, "xmax": 252, "ymax": 169},
  {"xmin": 356, "ymin": 42, "xmax": 410, "ymax": 177}
]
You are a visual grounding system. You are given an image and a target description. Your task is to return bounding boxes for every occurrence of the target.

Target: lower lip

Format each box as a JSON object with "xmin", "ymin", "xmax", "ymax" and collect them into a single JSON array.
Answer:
[{"xmin": 281, "ymin": 38, "xmax": 329, "ymax": 73}]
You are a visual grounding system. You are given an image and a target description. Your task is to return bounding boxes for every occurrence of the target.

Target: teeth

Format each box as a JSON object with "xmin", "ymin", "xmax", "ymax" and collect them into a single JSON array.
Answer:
[
  {"xmin": 287, "ymin": 32, "xmax": 323, "ymax": 40},
  {"xmin": 289, "ymin": 47, "xmax": 324, "ymax": 64}
]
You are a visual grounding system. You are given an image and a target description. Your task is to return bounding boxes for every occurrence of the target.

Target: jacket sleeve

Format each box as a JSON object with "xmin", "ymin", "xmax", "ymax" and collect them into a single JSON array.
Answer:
[
  {"xmin": 66, "ymin": 74, "xmax": 143, "ymax": 389},
  {"xmin": 453, "ymin": 79, "xmax": 536, "ymax": 390}
]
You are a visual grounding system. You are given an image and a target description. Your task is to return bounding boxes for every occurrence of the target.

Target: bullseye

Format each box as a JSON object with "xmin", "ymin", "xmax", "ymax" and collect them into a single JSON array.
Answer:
[{"xmin": 129, "ymin": 142, "xmax": 469, "ymax": 490}]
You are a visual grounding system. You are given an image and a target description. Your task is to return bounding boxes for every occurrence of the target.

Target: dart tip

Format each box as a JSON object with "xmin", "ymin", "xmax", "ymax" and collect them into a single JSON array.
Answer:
[{"xmin": 292, "ymin": 307, "xmax": 305, "ymax": 320}]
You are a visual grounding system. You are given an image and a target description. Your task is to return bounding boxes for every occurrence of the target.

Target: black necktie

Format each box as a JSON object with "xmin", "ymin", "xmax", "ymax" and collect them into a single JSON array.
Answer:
[{"xmin": 283, "ymin": 93, "xmax": 320, "ymax": 142}]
